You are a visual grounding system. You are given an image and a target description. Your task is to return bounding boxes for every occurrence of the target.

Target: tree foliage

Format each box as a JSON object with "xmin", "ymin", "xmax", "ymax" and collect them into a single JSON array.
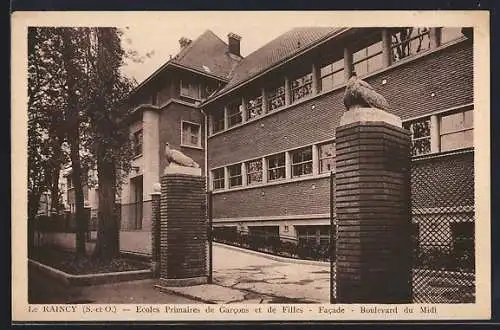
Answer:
[{"xmin": 28, "ymin": 26, "xmax": 136, "ymax": 259}]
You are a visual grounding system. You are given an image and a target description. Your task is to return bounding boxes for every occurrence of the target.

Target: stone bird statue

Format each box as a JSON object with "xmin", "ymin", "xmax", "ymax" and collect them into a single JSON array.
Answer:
[
  {"xmin": 164, "ymin": 142, "xmax": 200, "ymax": 168},
  {"xmin": 343, "ymin": 71, "xmax": 390, "ymax": 111}
]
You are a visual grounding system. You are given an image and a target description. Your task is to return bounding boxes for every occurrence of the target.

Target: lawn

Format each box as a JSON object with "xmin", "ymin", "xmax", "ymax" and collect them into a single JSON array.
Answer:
[{"xmin": 30, "ymin": 246, "xmax": 149, "ymax": 275}]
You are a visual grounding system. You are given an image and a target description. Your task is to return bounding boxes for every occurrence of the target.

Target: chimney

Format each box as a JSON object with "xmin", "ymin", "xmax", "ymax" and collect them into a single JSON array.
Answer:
[
  {"xmin": 179, "ymin": 37, "xmax": 192, "ymax": 50},
  {"xmin": 227, "ymin": 32, "xmax": 241, "ymax": 57}
]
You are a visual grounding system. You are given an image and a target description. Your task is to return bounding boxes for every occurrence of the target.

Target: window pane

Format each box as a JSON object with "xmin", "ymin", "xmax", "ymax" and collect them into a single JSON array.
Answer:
[
  {"xmin": 391, "ymin": 27, "xmax": 431, "ymax": 62},
  {"xmin": 319, "ymin": 142, "xmax": 336, "ymax": 173},
  {"xmin": 441, "ymin": 129, "xmax": 473, "ymax": 151},
  {"xmin": 246, "ymin": 93, "xmax": 263, "ymax": 120},
  {"xmin": 267, "ymin": 153, "xmax": 285, "ymax": 181},
  {"xmin": 441, "ymin": 110, "xmax": 473, "ymax": 134},
  {"xmin": 180, "ymin": 79, "xmax": 200, "ymax": 100},
  {"xmin": 246, "ymin": 159, "xmax": 263, "ymax": 185},
  {"xmin": 212, "ymin": 109, "xmax": 225, "ymax": 133},
  {"xmin": 291, "ymin": 72, "xmax": 313, "ymax": 103},
  {"xmin": 212, "ymin": 168, "xmax": 225, "ymax": 190},
  {"xmin": 441, "ymin": 28, "xmax": 464, "ymax": 44},
  {"xmin": 291, "ymin": 147, "xmax": 312, "ymax": 178},
  {"xmin": 228, "ymin": 164, "xmax": 242, "ymax": 187},
  {"xmin": 227, "ymin": 100, "xmax": 242, "ymax": 127},
  {"xmin": 321, "ymin": 76, "xmax": 333, "ymax": 92},
  {"xmin": 267, "ymin": 83, "xmax": 285, "ymax": 111}
]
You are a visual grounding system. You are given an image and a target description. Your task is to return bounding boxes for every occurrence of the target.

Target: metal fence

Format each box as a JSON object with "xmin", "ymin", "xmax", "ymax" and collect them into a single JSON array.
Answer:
[{"xmin": 410, "ymin": 149, "xmax": 475, "ymax": 303}]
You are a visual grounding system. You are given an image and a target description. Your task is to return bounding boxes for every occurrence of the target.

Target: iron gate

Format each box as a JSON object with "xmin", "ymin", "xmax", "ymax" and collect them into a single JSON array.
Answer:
[{"xmin": 410, "ymin": 149, "xmax": 475, "ymax": 303}]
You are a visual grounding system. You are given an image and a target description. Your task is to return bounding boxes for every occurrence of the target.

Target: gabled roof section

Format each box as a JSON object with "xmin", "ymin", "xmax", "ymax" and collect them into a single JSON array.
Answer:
[
  {"xmin": 172, "ymin": 29, "xmax": 242, "ymax": 79},
  {"xmin": 210, "ymin": 27, "xmax": 342, "ymax": 98},
  {"xmin": 128, "ymin": 29, "xmax": 241, "ymax": 101}
]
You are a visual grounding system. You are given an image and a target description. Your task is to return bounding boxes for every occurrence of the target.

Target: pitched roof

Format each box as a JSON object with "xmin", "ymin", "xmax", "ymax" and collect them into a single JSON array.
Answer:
[
  {"xmin": 210, "ymin": 27, "xmax": 343, "ymax": 98},
  {"xmin": 172, "ymin": 29, "xmax": 242, "ymax": 79},
  {"xmin": 129, "ymin": 29, "xmax": 241, "ymax": 100}
]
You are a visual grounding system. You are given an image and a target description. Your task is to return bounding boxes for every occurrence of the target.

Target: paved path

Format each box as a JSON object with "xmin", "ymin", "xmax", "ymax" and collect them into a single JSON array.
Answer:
[{"xmin": 212, "ymin": 244, "xmax": 331, "ymax": 303}]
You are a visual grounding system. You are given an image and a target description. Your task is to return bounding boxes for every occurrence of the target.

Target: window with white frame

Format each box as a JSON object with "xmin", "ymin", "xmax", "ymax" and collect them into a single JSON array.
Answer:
[
  {"xmin": 211, "ymin": 108, "xmax": 225, "ymax": 134},
  {"xmin": 391, "ymin": 27, "xmax": 431, "ymax": 63},
  {"xmin": 246, "ymin": 159, "xmax": 263, "ymax": 185},
  {"xmin": 212, "ymin": 168, "xmax": 225, "ymax": 191},
  {"xmin": 266, "ymin": 82, "xmax": 286, "ymax": 112},
  {"xmin": 180, "ymin": 78, "xmax": 201, "ymax": 100},
  {"xmin": 404, "ymin": 118, "xmax": 431, "ymax": 156},
  {"xmin": 291, "ymin": 147, "xmax": 313, "ymax": 178},
  {"xmin": 319, "ymin": 141, "xmax": 336, "ymax": 173},
  {"xmin": 245, "ymin": 92, "xmax": 263, "ymax": 120},
  {"xmin": 267, "ymin": 153, "xmax": 285, "ymax": 182},
  {"xmin": 132, "ymin": 129, "xmax": 143, "ymax": 156},
  {"xmin": 320, "ymin": 59, "xmax": 345, "ymax": 92},
  {"xmin": 441, "ymin": 27, "xmax": 465, "ymax": 45},
  {"xmin": 228, "ymin": 164, "xmax": 242, "ymax": 188},
  {"xmin": 181, "ymin": 121, "xmax": 201, "ymax": 147},
  {"xmin": 227, "ymin": 100, "xmax": 242, "ymax": 127},
  {"xmin": 440, "ymin": 109, "xmax": 473, "ymax": 152},
  {"xmin": 291, "ymin": 72, "xmax": 313, "ymax": 103},
  {"xmin": 353, "ymin": 41, "xmax": 383, "ymax": 76}
]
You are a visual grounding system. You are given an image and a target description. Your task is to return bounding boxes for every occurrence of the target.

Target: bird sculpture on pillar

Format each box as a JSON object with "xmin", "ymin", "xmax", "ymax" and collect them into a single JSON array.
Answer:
[
  {"xmin": 164, "ymin": 142, "xmax": 200, "ymax": 168},
  {"xmin": 343, "ymin": 71, "xmax": 390, "ymax": 111}
]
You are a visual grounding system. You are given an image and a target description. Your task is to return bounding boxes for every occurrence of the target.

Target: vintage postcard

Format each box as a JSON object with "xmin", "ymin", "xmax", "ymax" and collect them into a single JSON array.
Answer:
[{"xmin": 11, "ymin": 10, "xmax": 491, "ymax": 322}]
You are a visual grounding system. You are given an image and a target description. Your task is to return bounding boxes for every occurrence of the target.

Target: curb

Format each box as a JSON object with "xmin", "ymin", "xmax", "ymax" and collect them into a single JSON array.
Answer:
[
  {"xmin": 154, "ymin": 285, "xmax": 216, "ymax": 304},
  {"xmin": 28, "ymin": 259, "xmax": 153, "ymax": 286},
  {"xmin": 213, "ymin": 242, "xmax": 330, "ymax": 267}
]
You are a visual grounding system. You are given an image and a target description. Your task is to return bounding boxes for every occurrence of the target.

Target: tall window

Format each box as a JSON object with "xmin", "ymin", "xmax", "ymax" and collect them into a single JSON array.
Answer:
[
  {"xmin": 320, "ymin": 59, "xmax": 345, "ymax": 92},
  {"xmin": 228, "ymin": 164, "xmax": 242, "ymax": 188},
  {"xmin": 180, "ymin": 79, "xmax": 200, "ymax": 100},
  {"xmin": 246, "ymin": 92, "xmax": 263, "ymax": 120},
  {"xmin": 440, "ymin": 110, "xmax": 473, "ymax": 152},
  {"xmin": 267, "ymin": 153, "xmax": 285, "ymax": 181},
  {"xmin": 246, "ymin": 159, "xmax": 263, "ymax": 185},
  {"xmin": 227, "ymin": 100, "xmax": 242, "ymax": 127},
  {"xmin": 391, "ymin": 27, "xmax": 431, "ymax": 62},
  {"xmin": 212, "ymin": 109, "xmax": 225, "ymax": 134},
  {"xmin": 353, "ymin": 41, "xmax": 383, "ymax": 76},
  {"xmin": 266, "ymin": 82, "xmax": 286, "ymax": 112},
  {"xmin": 404, "ymin": 118, "xmax": 431, "ymax": 156},
  {"xmin": 441, "ymin": 27, "xmax": 465, "ymax": 45},
  {"xmin": 291, "ymin": 72, "xmax": 313, "ymax": 103},
  {"xmin": 291, "ymin": 147, "xmax": 313, "ymax": 178},
  {"xmin": 212, "ymin": 168, "xmax": 225, "ymax": 191},
  {"xmin": 319, "ymin": 141, "xmax": 336, "ymax": 173},
  {"xmin": 181, "ymin": 121, "xmax": 201, "ymax": 147},
  {"xmin": 132, "ymin": 129, "xmax": 143, "ymax": 156}
]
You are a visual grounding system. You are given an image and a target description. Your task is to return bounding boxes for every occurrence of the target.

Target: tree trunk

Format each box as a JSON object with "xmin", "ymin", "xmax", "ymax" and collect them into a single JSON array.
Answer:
[
  {"xmin": 49, "ymin": 139, "xmax": 63, "ymax": 215},
  {"xmin": 61, "ymin": 28, "xmax": 87, "ymax": 258},
  {"xmin": 93, "ymin": 155, "xmax": 120, "ymax": 260}
]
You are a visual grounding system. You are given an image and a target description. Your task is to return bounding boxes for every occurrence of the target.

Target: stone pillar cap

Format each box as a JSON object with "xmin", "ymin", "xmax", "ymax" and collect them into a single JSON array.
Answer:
[
  {"xmin": 164, "ymin": 163, "xmax": 202, "ymax": 176},
  {"xmin": 340, "ymin": 107, "xmax": 402, "ymax": 128}
]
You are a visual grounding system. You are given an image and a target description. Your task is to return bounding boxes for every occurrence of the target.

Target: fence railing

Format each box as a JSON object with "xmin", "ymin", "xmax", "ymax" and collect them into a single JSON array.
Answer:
[
  {"xmin": 212, "ymin": 226, "xmax": 333, "ymax": 262},
  {"xmin": 410, "ymin": 149, "xmax": 475, "ymax": 303}
]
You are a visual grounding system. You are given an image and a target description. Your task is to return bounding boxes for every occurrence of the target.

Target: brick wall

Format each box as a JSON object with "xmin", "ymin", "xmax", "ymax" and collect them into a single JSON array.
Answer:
[
  {"xmin": 207, "ymin": 41, "xmax": 473, "ymax": 168},
  {"xmin": 213, "ymin": 177, "xmax": 331, "ymax": 219},
  {"xmin": 158, "ymin": 102, "xmax": 205, "ymax": 175},
  {"xmin": 160, "ymin": 174, "xmax": 207, "ymax": 280}
]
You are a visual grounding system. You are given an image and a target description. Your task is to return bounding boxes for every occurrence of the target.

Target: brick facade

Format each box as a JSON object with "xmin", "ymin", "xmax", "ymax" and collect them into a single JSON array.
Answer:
[
  {"xmin": 158, "ymin": 101, "xmax": 206, "ymax": 175},
  {"xmin": 207, "ymin": 40, "xmax": 473, "ymax": 229}
]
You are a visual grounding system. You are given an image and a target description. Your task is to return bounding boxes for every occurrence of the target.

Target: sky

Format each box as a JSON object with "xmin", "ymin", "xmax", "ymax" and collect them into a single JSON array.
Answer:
[{"xmin": 119, "ymin": 12, "xmax": 347, "ymax": 84}]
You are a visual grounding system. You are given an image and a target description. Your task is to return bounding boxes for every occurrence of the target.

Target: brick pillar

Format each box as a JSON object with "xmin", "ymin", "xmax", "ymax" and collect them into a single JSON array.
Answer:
[
  {"xmin": 335, "ymin": 107, "xmax": 412, "ymax": 303},
  {"xmin": 150, "ymin": 183, "xmax": 161, "ymax": 277},
  {"xmin": 157, "ymin": 165, "xmax": 208, "ymax": 287}
]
